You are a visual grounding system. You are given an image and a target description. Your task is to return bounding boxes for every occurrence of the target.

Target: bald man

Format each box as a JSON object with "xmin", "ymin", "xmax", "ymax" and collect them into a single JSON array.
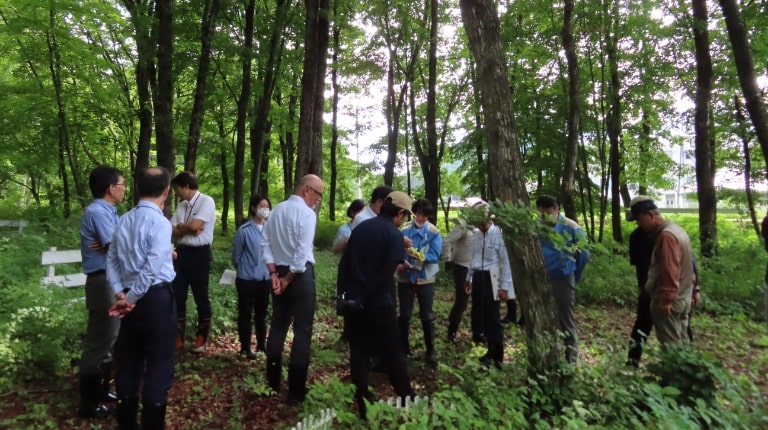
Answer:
[{"xmin": 262, "ymin": 174, "xmax": 324, "ymax": 405}]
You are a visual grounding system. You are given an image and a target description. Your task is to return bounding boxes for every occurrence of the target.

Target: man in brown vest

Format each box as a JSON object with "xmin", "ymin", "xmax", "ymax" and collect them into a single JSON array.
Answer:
[{"xmin": 627, "ymin": 196, "xmax": 694, "ymax": 347}]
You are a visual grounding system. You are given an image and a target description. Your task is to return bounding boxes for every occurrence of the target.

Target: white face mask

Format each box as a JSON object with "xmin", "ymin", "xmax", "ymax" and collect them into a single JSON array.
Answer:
[{"xmin": 256, "ymin": 208, "xmax": 270, "ymax": 219}]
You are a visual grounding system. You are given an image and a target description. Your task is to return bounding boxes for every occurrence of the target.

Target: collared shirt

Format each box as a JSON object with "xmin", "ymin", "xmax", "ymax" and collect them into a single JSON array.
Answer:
[
  {"xmin": 80, "ymin": 199, "xmax": 119, "ymax": 274},
  {"xmin": 539, "ymin": 213, "xmax": 590, "ymax": 281},
  {"xmin": 442, "ymin": 221, "xmax": 474, "ymax": 268},
  {"xmin": 107, "ymin": 201, "xmax": 175, "ymax": 303},
  {"xmin": 232, "ymin": 219, "xmax": 269, "ymax": 281},
  {"xmin": 261, "ymin": 195, "xmax": 316, "ymax": 273},
  {"xmin": 171, "ymin": 191, "xmax": 216, "ymax": 246},
  {"xmin": 398, "ymin": 221, "xmax": 443, "ymax": 285},
  {"xmin": 466, "ymin": 224, "xmax": 513, "ymax": 292},
  {"xmin": 350, "ymin": 205, "xmax": 377, "ymax": 230}
]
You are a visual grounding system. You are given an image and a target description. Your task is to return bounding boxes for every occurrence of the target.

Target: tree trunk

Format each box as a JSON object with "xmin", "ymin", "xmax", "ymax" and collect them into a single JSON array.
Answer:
[
  {"xmin": 234, "ymin": 0, "xmax": 255, "ymax": 226},
  {"xmin": 329, "ymin": 9, "xmax": 340, "ymax": 221},
  {"xmin": 295, "ymin": 0, "xmax": 330, "ymax": 182},
  {"xmin": 279, "ymin": 91, "xmax": 298, "ymax": 198},
  {"xmin": 217, "ymin": 113, "xmax": 230, "ymax": 235},
  {"xmin": 250, "ymin": 0, "xmax": 289, "ymax": 196},
  {"xmin": 692, "ymin": 0, "xmax": 717, "ymax": 257},
  {"xmin": 559, "ymin": 0, "xmax": 580, "ymax": 221},
  {"xmin": 605, "ymin": 0, "xmax": 623, "ymax": 243},
  {"xmin": 718, "ymin": 0, "xmax": 768, "ymax": 181},
  {"xmin": 185, "ymin": 0, "xmax": 221, "ymax": 172},
  {"xmin": 153, "ymin": 0, "xmax": 174, "ymax": 216},
  {"xmin": 460, "ymin": 0, "xmax": 562, "ymax": 374},
  {"xmin": 735, "ymin": 96, "xmax": 761, "ymax": 239}
]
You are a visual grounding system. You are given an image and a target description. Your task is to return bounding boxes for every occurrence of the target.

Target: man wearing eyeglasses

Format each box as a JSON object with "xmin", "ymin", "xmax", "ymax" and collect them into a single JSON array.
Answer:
[
  {"xmin": 77, "ymin": 166, "xmax": 126, "ymax": 419},
  {"xmin": 262, "ymin": 174, "xmax": 324, "ymax": 405}
]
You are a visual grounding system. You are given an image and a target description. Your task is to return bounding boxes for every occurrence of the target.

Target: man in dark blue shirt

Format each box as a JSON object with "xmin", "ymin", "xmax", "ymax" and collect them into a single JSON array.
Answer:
[
  {"xmin": 107, "ymin": 167, "xmax": 176, "ymax": 430},
  {"xmin": 337, "ymin": 191, "xmax": 416, "ymax": 420},
  {"xmin": 78, "ymin": 166, "xmax": 125, "ymax": 419}
]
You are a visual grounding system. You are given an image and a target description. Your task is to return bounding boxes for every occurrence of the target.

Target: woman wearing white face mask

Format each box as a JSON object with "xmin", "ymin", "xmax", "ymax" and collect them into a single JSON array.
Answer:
[{"xmin": 231, "ymin": 194, "xmax": 272, "ymax": 359}]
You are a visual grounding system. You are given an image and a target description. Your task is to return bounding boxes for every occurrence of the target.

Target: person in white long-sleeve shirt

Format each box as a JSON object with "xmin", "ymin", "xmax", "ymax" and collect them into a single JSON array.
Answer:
[
  {"xmin": 464, "ymin": 205, "xmax": 514, "ymax": 368},
  {"xmin": 443, "ymin": 219, "xmax": 483, "ymax": 344},
  {"xmin": 262, "ymin": 174, "xmax": 324, "ymax": 405}
]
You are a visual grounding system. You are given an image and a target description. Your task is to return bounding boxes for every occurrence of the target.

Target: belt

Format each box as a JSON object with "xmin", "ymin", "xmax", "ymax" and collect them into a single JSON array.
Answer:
[
  {"xmin": 86, "ymin": 269, "xmax": 106, "ymax": 276},
  {"xmin": 152, "ymin": 281, "xmax": 173, "ymax": 289},
  {"xmin": 176, "ymin": 244, "xmax": 211, "ymax": 250}
]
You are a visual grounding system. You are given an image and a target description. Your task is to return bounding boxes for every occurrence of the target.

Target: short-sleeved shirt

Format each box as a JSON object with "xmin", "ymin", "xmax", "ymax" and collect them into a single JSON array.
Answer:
[
  {"xmin": 350, "ymin": 206, "xmax": 377, "ymax": 230},
  {"xmin": 339, "ymin": 215, "xmax": 406, "ymax": 308},
  {"xmin": 171, "ymin": 191, "xmax": 216, "ymax": 246},
  {"xmin": 80, "ymin": 199, "xmax": 119, "ymax": 274}
]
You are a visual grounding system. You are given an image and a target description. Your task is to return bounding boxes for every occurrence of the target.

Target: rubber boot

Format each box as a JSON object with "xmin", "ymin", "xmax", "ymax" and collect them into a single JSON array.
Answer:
[
  {"xmin": 191, "ymin": 318, "xmax": 211, "ymax": 354},
  {"xmin": 266, "ymin": 357, "xmax": 282, "ymax": 393},
  {"xmin": 287, "ymin": 364, "xmax": 309, "ymax": 405},
  {"xmin": 398, "ymin": 317, "xmax": 411, "ymax": 359},
  {"xmin": 175, "ymin": 319, "xmax": 186, "ymax": 351},
  {"xmin": 115, "ymin": 397, "xmax": 139, "ymax": 430},
  {"xmin": 422, "ymin": 319, "xmax": 437, "ymax": 367},
  {"xmin": 78, "ymin": 374, "xmax": 110, "ymax": 419},
  {"xmin": 100, "ymin": 362, "xmax": 117, "ymax": 402},
  {"xmin": 141, "ymin": 402, "xmax": 167, "ymax": 430}
]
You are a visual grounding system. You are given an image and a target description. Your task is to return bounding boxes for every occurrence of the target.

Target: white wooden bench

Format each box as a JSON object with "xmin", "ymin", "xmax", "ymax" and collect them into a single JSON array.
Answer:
[
  {"xmin": 41, "ymin": 247, "xmax": 87, "ymax": 288},
  {"xmin": 0, "ymin": 219, "xmax": 29, "ymax": 232}
]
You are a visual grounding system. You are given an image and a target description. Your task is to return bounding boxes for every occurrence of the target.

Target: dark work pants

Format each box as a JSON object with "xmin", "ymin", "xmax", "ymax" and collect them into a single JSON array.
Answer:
[
  {"xmin": 235, "ymin": 278, "xmax": 271, "ymax": 351},
  {"xmin": 397, "ymin": 283, "xmax": 435, "ymax": 334},
  {"xmin": 173, "ymin": 246, "xmax": 212, "ymax": 322},
  {"xmin": 114, "ymin": 284, "xmax": 176, "ymax": 405},
  {"xmin": 266, "ymin": 264, "xmax": 316, "ymax": 368},
  {"xmin": 347, "ymin": 306, "xmax": 414, "ymax": 405},
  {"xmin": 447, "ymin": 265, "xmax": 482, "ymax": 336},
  {"xmin": 473, "ymin": 272, "xmax": 502, "ymax": 346},
  {"xmin": 551, "ymin": 275, "xmax": 578, "ymax": 363},
  {"xmin": 80, "ymin": 272, "xmax": 120, "ymax": 376}
]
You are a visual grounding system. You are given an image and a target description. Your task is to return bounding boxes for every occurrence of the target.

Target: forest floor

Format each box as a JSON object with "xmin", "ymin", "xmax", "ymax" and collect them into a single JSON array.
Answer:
[{"xmin": 2, "ymin": 297, "xmax": 767, "ymax": 430}]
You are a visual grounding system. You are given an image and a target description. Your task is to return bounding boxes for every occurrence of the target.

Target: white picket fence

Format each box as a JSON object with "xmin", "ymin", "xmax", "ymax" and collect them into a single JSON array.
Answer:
[{"xmin": 291, "ymin": 408, "xmax": 336, "ymax": 430}]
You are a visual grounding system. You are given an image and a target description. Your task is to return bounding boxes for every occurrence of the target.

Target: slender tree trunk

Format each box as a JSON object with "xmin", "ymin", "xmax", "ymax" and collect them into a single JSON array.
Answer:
[
  {"xmin": 560, "ymin": 0, "xmax": 580, "ymax": 220},
  {"xmin": 460, "ymin": 0, "xmax": 562, "ymax": 374},
  {"xmin": 280, "ymin": 92, "xmax": 298, "ymax": 197},
  {"xmin": 718, "ymin": 0, "xmax": 768, "ymax": 181},
  {"xmin": 735, "ymin": 96, "xmax": 761, "ymax": 239},
  {"xmin": 250, "ymin": 0, "xmax": 289, "ymax": 195},
  {"xmin": 329, "ymin": 11, "xmax": 340, "ymax": 221},
  {"xmin": 234, "ymin": 0, "xmax": 255, "ymax": 226},
  {"xmin": 185, "ymin": 0, "xmax": 221, "ymax": 172},
  {"xmin": 692, "ymin": 0, "xmax": 717, "ymax": 257},
  {"xmin": 605, "ymin": 0, "xmax": 623, "ymax": 243},
  {"xmin": 217, "ymin": 114, "xmax": 230, "ymax": 234},
  {"xmin": 153, "ymin": 0, "xmax": 174, "ymax": 216}
]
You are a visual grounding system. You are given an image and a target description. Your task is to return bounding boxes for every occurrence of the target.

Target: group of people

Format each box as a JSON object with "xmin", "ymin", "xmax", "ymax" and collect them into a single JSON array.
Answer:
[
  {"xmin": 74, "ymin": 162, "xmax": 713, "ymax": 427},
  {"xmin": 77, "ymin": 166, "xmax": 218, "ymax": 429}
]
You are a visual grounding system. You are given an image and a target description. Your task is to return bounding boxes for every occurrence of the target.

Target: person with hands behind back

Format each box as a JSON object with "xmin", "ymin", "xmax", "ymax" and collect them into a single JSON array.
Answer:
[
  {"xmin": 107, "ymin": 167, "xmax": 176, "ymax": 430},
  {"xmin": 464, "ymin": 202, "xmax": 513, "ymax": 369}
]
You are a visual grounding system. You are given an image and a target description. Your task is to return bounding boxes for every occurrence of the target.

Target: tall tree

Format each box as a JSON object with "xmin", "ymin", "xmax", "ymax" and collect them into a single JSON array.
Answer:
[
  {"xmin": 692, "ymin": 0, "xmax": 717, "ymax": 257},
  {"xmin": 605, "ymin": 0, "xmax": 623, "ymax": 243},
  {"xmin": 460, "ymin": 0, "xmax": 562, "ymax": 374},
  {"xmin": 718, "ymin": 0, "xmax": 768, "ymax": 181},
  {"xmin": 153, "ymin": 0, "xmax": 174, "ymax": 190},
  {"xmin": 184, "ymin": 0, "xmax": 221, "ymax": 172},
  {"xmin": 233, "ymin": 0, "xmax": 256, "ymax": 226},
  {"xmin": 559, "ymin": 0, "xmax": 580, "ymax": 220}
]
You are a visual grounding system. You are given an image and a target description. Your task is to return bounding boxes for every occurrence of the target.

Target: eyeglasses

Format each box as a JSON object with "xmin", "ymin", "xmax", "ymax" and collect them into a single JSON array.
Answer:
[
  {"xmin": 114, "ymin": 182, "xmax": 126, "ymax": 187},
  {"xmin": 308, "ymin": 186, "xmax": 323, "ymax": 199}
]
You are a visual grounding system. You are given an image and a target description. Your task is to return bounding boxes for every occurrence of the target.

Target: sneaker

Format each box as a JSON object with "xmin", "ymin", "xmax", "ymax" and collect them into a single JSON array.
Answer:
[
  {"xmin": 174, "ymin": 335, "xmax": 184, "ymax": 351},
  {"xmin": 190, "ymin": 335, "xmax": 206, "ymax": 354}
]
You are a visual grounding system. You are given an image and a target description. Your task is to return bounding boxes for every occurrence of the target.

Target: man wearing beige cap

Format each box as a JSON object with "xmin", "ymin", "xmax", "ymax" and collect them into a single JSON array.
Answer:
[
  {"xmin": 337, "ymin": 191, "xmax": 416, "ymax": 419},
  {"xmin": 627, "ymin": 196, "xmax": 694, "ymax": 348}
]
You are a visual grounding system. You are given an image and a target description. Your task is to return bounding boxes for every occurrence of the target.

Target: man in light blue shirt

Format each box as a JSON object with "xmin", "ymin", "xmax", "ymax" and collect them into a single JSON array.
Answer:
[
  {"xmin": 262, "ymin": 173, "xmax": 324, "ymax": 405},
  {"xmin": 107, "ymin": 167, "xmax": 176, "ymax": 430},
  {"xmin": 78, "ymin": 166, "xmax": 125, "ymax": 420}
]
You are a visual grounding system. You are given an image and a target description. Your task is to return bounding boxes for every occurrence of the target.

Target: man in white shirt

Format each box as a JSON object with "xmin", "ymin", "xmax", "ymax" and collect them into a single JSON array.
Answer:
[
  {"xmin": 350, "ymin": 185, "xmax": 392, "ymax": 230},
  {"xmin": 262, "ymin": 174, "xmax": 324, "ymax": 405},
  {"xmin": 170, "ymin": 171, "xmax": 216, "ymax": 354}
]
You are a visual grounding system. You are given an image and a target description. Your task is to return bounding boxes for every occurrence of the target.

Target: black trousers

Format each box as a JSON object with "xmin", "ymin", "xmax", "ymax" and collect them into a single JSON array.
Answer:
[
  {"xmin": 266, "ymin": 263, "xmax": 316, "ymax": 368},
  {"xmin": 114, "ymin": 284, "xmax": 176, "ymax": 405},
  {"xmin": 235, "ymin": 278, "xmax": 271, "ymax": 351},
  {"xmin": 346, "ymin": 306, "xmax": 414, "ymax": 402},
  {"xmin": 473, "ymin": 271, "xmax": 502, "ymax": 346},
  {"xmin": 173, "ymin": 245, "xmax": 212, "ymax": 322},
  {"xmin": 447, "ymin": 265, "xmax": 482, "ymax": 336}
]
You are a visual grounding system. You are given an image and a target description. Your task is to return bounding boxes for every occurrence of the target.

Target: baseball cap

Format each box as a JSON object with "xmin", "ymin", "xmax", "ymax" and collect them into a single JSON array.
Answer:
[
  {"xmin": 386, "ymin": 191, "xmax": 413, "ymax": 215},
  {"xmin": 626, "ymin": 196, "xmax": 658, "ymax": 221}
]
